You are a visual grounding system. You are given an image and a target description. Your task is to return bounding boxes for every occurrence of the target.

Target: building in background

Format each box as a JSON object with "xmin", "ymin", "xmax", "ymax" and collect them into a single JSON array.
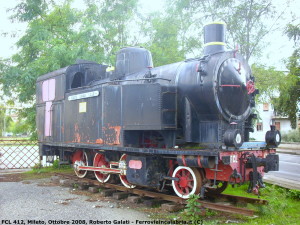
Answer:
[{"xmin": 250, "ymin": 102, "xmax": 298, "ymax": 141}]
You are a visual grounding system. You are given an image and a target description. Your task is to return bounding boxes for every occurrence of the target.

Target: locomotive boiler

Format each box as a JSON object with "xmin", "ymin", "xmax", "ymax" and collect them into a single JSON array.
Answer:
[{"xmin": 36, "ymin": 22, "xmax": 280, "ymax": 198}]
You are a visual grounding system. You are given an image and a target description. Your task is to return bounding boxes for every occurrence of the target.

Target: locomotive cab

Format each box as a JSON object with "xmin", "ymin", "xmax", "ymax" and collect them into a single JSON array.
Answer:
[{"xmin": 66, "ymin": 60, "xmax": 108, "ymax": 90}]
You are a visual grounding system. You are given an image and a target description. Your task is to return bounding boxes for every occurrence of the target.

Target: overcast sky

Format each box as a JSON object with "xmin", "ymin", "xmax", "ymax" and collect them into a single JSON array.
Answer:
[{"xmin": 0, "ymin": 0, "xmax": 299, "ymax": 70}]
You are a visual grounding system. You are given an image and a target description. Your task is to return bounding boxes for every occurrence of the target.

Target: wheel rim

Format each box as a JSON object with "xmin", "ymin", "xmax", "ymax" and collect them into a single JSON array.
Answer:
[
  {"xmin": 72, "ymin": 150, "xmax": 88, "ymax": 178},
  {"xmin": 119, "ymin": 154, "xmax": 136, "ymax": 188},
  {"xmin": 93, "ymin": 153, "xmax": 111, "ymax": 183},
  {"xmin": 172, "ymin": 166, "xmax": 201, "ymax": 199}
]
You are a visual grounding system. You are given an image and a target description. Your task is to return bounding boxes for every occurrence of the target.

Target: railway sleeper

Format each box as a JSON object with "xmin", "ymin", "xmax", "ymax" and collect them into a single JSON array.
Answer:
[{"xmin": 55, "ymin": 173, "xmax": 258, "ymax": 216}]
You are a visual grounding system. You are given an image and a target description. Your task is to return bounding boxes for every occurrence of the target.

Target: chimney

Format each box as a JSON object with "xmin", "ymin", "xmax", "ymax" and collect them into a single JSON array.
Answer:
[{"xmin": 203, "ymin": 22, "xmax": 226, "ymax": 55}]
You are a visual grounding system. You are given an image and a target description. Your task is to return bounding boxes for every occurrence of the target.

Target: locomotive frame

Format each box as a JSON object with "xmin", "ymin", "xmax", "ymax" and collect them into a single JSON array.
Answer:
[{"xmin": 36, "ymin": 22, "xmax": 280, "ymax": 199}]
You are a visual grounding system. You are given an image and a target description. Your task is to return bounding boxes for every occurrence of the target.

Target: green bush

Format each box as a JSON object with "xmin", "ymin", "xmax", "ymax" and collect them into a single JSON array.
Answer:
[
  {"xmin": 182, "ymin": 194, "xmax": 203, "ymax": 224},
  {"xmin": 52, "ymin": 159, "xmax": 60, "ymax": 169},
  {"xmin": 286, "ymin": 189, "xmax": 300, "ymax": 200},
  {"xmin": 281, "ymin": 130, "xmax": 300, "ymax": 142}
]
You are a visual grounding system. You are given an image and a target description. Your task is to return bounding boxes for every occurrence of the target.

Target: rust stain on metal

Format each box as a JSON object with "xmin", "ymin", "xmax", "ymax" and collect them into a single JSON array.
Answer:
[
  {"xmin": 111, "ymin": 126, "xmax": 121, "ymax": 145},
  {"xmin": 74, "ymin": 123, "xmax": 81, "ymax": 142},
  {"xmin": 96, "ymin": 138, "xmax": 104, "ymax": 144},
  {"xmin": 102, "ymin": 125, "xmax": 121, "ymax": 145}
]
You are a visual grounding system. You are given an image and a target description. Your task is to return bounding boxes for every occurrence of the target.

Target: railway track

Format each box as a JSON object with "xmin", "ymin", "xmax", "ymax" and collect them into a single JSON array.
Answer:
[{"xmin": 54, "ymin": 173, "xmax": 267, "ymax": 216}]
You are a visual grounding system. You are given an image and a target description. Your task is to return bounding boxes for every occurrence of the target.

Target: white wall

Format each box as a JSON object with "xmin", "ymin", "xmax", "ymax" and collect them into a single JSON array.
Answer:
[{"xmin": 250, "ymin": 103, "xmax": 293, "ymax": 141}]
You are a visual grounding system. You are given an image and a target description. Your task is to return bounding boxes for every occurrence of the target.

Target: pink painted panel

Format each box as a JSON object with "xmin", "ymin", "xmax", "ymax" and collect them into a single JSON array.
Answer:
[
  {"xmin": 48, "ymin": 79, "xmax": 56, "ymax": 101},
  {"xmin": 45, "ymin": 101, "xmax": 52, "ymax": 136},
  {"xmin": 42, "ymin": 80, "xmax": 49, "ymax": 102},
  {"xmin": 129, "ymin": 160, "xmax": 142, "ymax": 169},
  {"xmin": 42, "ymin": 79, "xmax": 56, "ymax": 102}
]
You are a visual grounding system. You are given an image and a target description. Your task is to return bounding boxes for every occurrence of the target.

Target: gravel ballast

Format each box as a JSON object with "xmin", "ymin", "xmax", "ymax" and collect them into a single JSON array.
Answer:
[{"xmin": 0, "ymin": 179, "xmax": 150, "ymax": 224}]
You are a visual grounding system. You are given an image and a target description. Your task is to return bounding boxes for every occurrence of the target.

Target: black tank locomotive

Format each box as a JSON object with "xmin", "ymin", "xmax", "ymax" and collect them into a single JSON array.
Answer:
[{"xmin": 36, "ymin": 22, "xmax": 280, "ymax": 198}]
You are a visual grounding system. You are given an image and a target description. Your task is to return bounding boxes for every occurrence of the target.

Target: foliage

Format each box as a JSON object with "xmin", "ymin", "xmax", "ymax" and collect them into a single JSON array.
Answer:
[
  {"xmin": 183, "ymin": 194, "xmax": 203, "ymax": 224},
  {"xmin": 140, "ymin": 13, "xmax": 185, "ymax": 66},
  {"xmin": 0, "ymin": 105, "xmax": 13, "ymax": 137},
  {"xmin": 52, "ymin": 159, "xmax": 60, "ymax": 169},
  {"xmin": 223, "ymin": 183, "xmax": 300, "ymax": 225},
  {"xmin": 251, "ymin": 64, "xmax": 285, "ymax": 102},
  {"xmin": 166, "ymin": 0, "xmax": 281, "ymax": 62},
  {"xmin": 286, "ymin": 189, "xmax": 300, "ymax": 200},
  {"xmin": 0, "ymin": 0, "xmax": 139, "ymax": 137},
  {"xmin": 9, "ymin": 0, "xmax": 48, "ymax": 22},
  {"xmin": 281, "ymin": 129, "xmax": 300, "ymax": 142},
  {"xmin": 285, "ymin": 23, "xmax": 300, "ymax": 44},
  {"xmin": 273, "ymin": 23, "xmax": 300, "ymax": 128},
  {"xmin": 30, "ymin": 159, "xmax": 72, "ymax": 174},
  {"xmin": 82, "ymin": 0, "xmax": 139, "ymax": 64}
]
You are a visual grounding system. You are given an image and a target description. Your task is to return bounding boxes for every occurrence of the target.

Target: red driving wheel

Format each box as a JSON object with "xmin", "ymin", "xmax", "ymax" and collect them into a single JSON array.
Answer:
[
  {"xmin": 72, "ymin": 150, "xmax": 88, "ymax": 178},
  {"xmin": 93, "ymin": 153, "xmax": 111, "ymax": 183},
  {"xmin": 172, "ymin": 166, "xmax": 202, "ymax": 199},
  {"xmin": 119, "ymin": 154, "xmax": 136, "ymax": 188}
]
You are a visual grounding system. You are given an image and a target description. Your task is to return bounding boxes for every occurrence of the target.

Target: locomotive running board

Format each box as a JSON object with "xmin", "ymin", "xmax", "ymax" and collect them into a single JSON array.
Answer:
[{"xmin": 77, "ymin": 166, "xmax": 121, "ymax": 174}]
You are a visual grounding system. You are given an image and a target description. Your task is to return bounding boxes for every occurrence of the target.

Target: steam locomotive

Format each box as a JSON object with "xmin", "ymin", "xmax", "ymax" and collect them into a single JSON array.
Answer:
[{"xmin": 36, "ymin": 22, "xmax": 280, "ymax": 198}]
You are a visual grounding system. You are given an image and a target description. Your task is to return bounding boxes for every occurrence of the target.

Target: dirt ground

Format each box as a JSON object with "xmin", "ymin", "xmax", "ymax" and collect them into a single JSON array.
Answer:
[
  {"xmin": 0, "ymin": 172, "xmax": 152, "ymax": 224},
  {"xmin": 0, "ymin": 173, "xmax": 29, "ymax": 182}
]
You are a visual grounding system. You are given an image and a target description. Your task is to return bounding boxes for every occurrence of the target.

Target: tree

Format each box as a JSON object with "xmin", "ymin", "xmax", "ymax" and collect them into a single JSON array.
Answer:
[
  {"xmin": 140, "ymin": 13, "xmax": 185, "ymax": 66},
  {"xmin": 251, "ymin": 64, "xmax": 285, "ymax": 102},
  {"xmin": 0, "ymin": 0, "xmax": 139, "ymax": 137},
  {"xmin": 6, "ymin": 119, "xmax": 30, "ymax": 136},
  {"xmin": 0, "ymin": 106, "xmax": 13, "ymax": 137},
  {"xmin": 82, "ymin": 0, "xmax": 139, "ymax": 64},
  {"xmin": 274, "ymin": 23, "xmax": 300, "ymax": 129},
  {"xmin": 165, "ymin": 0, "xmax": 284, "ymax": 62}
]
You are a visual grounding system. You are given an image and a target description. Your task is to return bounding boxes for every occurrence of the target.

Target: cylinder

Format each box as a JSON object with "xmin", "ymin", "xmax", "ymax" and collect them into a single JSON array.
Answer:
[
  {"xmin": 203, "ymin": 22, "xmax": 226, "ymax": 55},
  {"xmin": 177, "ymin": 155, "xmax": 216, "ymax": 168}
]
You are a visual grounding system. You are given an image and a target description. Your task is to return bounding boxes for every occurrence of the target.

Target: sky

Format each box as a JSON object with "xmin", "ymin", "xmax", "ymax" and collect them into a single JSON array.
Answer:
[{"xmin": 0, "ymin": 0, "xmax": 299, "ymax": 70}]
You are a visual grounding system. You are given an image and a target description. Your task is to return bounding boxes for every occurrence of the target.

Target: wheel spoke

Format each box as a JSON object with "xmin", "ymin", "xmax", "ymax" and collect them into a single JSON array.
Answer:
[
  {"xmin": 172, "ymin": 166, "xmax": 202, "ymax": 199},
  {"xmin": 188, "ymin": 183, "xmax": 194, "ymax": 189},
  {"xmin": 185, "ymin": 187, "xmax": 190, "ymax": 194},
  {"xmin": 94, "ymin": 153, "xmax": 110, "ymax": 183},
  {"xmin": 73, "ymin": 150, "xmax": 88, "ymax": 178}
]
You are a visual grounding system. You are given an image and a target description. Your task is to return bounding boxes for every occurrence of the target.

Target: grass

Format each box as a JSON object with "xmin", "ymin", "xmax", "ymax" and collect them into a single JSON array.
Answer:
[
  {"xmin": 22, "ymin": 161, "xmax": 73, "ymax": 180},
  {"xmin": 26, "ymin": 166, "xmax": 73, "ymax": 174},
  {"xmin": 153, "ymin": 183, "xmax": 300, "ymax": 225},
  {"xmin": 222, "ymin": 183, "xmax": 300, "ymax": 224},
  {"xmin": 223, "ymin": 183, "xmax": 260, "ymax": 198}
]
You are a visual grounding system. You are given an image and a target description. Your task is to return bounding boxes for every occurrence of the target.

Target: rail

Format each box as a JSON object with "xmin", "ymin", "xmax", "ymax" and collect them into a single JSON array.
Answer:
[{"xmin": 55, "ymin": 173, "xmax": 264, "ymax": 216}]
